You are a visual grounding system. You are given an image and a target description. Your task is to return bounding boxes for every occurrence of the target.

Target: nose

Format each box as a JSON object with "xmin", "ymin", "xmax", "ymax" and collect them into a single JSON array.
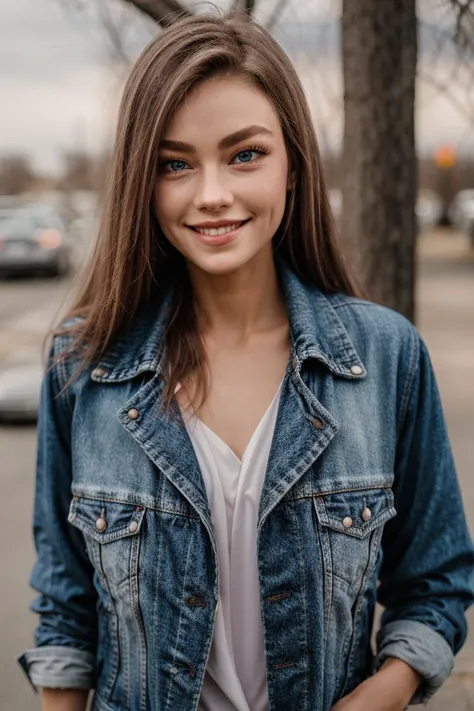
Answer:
[{"xmin": 193, "ymin": 168, "xmax": 233, "ymax": 212}]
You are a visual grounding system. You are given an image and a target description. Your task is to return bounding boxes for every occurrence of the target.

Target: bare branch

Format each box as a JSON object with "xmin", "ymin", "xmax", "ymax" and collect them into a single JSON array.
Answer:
[
  {"xmin": 97, "ymin": 1, "xmax": 132, "ymax": 65},
  {"xmin": 228, "ymin": 0, "xmax": 257, "ymax": 16},
  {"xmin": 265, "ymin": 0, "xmax": 288, "ymax": 32},
  {"xmin": 418, "ymin": 69, "xmax": 474, "ymax": 123},
  {"xmin": 123, "ymin": 0, "xmax": 192, "ymax": 27},
  {"xmin": 447, "ymin": 0, "xmax": 474, "ymax": 53}
]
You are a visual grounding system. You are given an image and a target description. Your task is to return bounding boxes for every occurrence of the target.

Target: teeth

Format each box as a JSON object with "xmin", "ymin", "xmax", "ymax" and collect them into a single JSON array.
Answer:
[{"xmin": 194, "ymin": 222, "xmax": 243, "ymax": 236}]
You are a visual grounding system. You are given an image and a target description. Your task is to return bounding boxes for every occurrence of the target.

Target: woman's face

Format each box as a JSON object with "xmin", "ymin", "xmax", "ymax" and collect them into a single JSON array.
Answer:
[{"xmin": 154, "ymin": 76, "xmax": 294, "ymax": 276}]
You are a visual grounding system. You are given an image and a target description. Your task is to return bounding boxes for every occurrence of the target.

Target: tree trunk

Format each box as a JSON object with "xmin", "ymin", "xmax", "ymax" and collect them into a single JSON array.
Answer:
[{"xmin": 341, "ymin": 0, "xmax": 417, "ymax": 322}]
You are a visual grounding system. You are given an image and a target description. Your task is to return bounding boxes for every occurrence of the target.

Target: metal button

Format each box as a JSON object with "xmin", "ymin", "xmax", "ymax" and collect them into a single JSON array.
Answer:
[
  {"xmin": 310, "ymin": 417, "xmax": 325, "ymax": 430},
  {"xmin": 362, "ymin": 507, "xmax": 372, "ymax": 522},
  {"xmin": 343, "ymin": 516, "xmax": 353, "ymax": 528},
  {"xmin": 92, "ymin": 367, "xmax": 107, "ymax": 378},
  {"xmin": 350, "ymin": 365, "xmax": 363, "ymax": 375},
  {"xmin": 95, "ymin": 516, "xmax": 107, "ymax": 532},
  {"xmin": 127, "ymin": 408, "xmax": 140, "ymax": 420},
  {"xmin": 186, "ymin": 595, "xmax": 206, "ymax": 608},
  {"xmin": 128, "ymin": 520, "xmax": 138, "ymax": 533}
]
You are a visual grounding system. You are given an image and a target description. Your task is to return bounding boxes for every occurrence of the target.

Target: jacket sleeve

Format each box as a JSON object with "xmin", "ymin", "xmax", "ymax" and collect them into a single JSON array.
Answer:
[
  {"xmin": 375, "ymin": 333, "xmax": 474, "ymax": 703},
  {"xmin": 18, "ymin": 338, "xmax": 97, "ymax": 690}
]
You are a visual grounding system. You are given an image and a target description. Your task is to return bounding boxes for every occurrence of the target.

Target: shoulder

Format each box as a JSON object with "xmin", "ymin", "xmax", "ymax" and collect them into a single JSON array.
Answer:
[
  {"xmin": 325, "ymin": 293, "xmax": 422, "ymax": 387},
  {"xmin": 327, "ymin": 293, "xmax": 419, "ymax": 353},
  {"xmin": 48, "ymin": 316, "xmax": 89, "ymax": 393}
]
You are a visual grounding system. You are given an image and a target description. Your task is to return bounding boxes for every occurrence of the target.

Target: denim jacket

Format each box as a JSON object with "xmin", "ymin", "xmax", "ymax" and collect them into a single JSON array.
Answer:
[{"xmin": 19, "ymin": 259, "xmax": 474, "ymax": 711}]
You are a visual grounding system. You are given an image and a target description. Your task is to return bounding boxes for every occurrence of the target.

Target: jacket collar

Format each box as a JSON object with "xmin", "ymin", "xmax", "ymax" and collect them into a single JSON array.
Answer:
[
  {"xmin": 91, "ymin": 259, "xmax": 366, "ymax": 383},
  {"xmin": 278, "ymin": 259, "xmax": 366, "ymax": 379}
]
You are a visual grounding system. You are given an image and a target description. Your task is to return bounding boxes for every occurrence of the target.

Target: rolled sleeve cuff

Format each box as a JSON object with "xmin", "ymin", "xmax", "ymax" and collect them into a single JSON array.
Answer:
[
  {"xmin": 374, "ymin": 619, "xmax": 454, "ymax": 705},
  {"xmin": 18, "ymin": 646, "xmax": 96, "ymax": 692}
]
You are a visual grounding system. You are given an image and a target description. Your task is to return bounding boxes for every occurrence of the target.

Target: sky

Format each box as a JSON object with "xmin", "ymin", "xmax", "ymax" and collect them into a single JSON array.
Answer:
[{"xmin": 1, "ymin": 0, "xmax": 473, "ymax": 175}]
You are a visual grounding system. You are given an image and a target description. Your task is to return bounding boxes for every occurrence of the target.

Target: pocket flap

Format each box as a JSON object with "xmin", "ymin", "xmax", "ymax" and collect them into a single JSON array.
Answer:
[
  {"xmin": 314, "ymin": 487, "xmax": 396, "ymax": 539},
  {"xmin": 68, "ymin": 496, "xmax": 145, "ymax": 543}
]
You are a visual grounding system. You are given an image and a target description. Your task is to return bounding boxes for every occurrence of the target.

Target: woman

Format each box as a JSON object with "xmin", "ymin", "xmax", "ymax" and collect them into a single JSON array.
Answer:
[{"xmin": 19, "ymin": 11, "xmax": 474, "ymax": 711}]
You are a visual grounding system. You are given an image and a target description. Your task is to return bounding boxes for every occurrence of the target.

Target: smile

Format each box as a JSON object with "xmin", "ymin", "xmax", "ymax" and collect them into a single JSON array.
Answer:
[
  {"xmin": 190, "ymin": 219, "xmax": 250, "ymax": 236},
  {"xmin": 188, "ymin": 219, "xmax": 251, "ymax": 247}
]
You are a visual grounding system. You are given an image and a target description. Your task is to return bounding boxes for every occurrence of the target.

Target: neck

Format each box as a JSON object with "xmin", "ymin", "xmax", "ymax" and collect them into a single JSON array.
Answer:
[{"xmin": 188, "ymin": 247, "xmax": 287, "ymax": 344}]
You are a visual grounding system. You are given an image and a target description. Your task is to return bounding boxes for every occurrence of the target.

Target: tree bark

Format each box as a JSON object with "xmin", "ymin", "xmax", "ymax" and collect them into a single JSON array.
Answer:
[{"xmin": 341, "ymin": 0, "xmax": 417, "ymax": 322}]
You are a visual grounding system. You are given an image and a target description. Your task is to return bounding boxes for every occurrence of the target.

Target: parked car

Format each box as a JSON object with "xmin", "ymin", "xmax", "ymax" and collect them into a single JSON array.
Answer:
[
  {"xmin": 328, "ymin": 188, "xmax": 342, "ymax": 224},
  {"xmin": 415, "ymin": 189, "xmax": 443, "ymax": 233},
  {"xmin": 449, "ymin": 189, "xmax": 474, "ymax": 244},
  {"xmin": 0, "ymin": 364, "xmax": 43, "ymax": 422},
  {"xmin": 0, "ymin": 203, "xmax": 73, "ymax": 277},
  {"xmin": 328, "ymin": 188, "xmax": 442, "ymax": 233}
]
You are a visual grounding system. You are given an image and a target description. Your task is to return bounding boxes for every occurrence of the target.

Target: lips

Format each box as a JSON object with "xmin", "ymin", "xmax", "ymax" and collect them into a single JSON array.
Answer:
[
  {"xmin": 189, "ymin": 218, "xmax": 251, "ymax": 235},
  {"xmin": 189, "ymin": 218, "xmax": 251, "ymax": 247}
]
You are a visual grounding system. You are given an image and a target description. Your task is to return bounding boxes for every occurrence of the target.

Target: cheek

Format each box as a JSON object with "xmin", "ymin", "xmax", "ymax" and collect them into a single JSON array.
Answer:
[
  {"xmin": 154, "ymin": 183, "xmax": 177, "ymax": 227},
  {"xmin": 251, "ymin": 169, "xmax": 289, "ymax": 220},
  {"xmin": 155, "ymin": 180, "xmax": 194, "ymax": 230}
]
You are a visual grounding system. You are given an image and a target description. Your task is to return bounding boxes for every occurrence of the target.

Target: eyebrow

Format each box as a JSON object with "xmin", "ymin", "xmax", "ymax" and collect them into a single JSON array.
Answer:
[{"xmin": 159, "ymin": 125, "xmax": 273, "ymax": 153}]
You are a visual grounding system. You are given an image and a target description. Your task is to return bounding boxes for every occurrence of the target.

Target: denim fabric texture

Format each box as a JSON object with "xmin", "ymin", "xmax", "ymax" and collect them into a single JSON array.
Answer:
[{"xmin": 18, "ymin": 259, "xmax": 474, "ymax": 711}]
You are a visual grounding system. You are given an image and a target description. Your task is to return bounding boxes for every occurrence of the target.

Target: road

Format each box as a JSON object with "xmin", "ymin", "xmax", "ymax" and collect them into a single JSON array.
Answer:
[{"xmin": 0, "ymin": 230, "xmax": 473, "ymax": 710}]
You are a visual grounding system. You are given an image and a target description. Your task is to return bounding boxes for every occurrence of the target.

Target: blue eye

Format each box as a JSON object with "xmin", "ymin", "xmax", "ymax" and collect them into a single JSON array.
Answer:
[
  {"xmin": 166, "ymin": 160, "xmax": 187, "ymax": 173},
  {"xmin": 235, "ymin": 150, "xmax": 255, "ymax": 163},
  {"xmin": 159, "ymin": 146, "xmax": 267, "ymax": 176}
]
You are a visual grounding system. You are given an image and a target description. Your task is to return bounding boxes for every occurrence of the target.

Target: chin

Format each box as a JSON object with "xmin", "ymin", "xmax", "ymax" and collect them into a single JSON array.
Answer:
[{"xmin": 191, "ymin": 250, "xmax": 252, "ymax": 276}]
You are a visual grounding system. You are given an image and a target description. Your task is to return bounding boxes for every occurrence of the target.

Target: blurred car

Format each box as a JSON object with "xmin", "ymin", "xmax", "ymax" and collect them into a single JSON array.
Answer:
[
  {"xmin": 0, "ymin": 204, "xmax": 73, "ymax": 277},
  {"xmin": 449, "ymin": 189, "xmax": 474, "ymax": 242},
  {"xmin": 329, "ymin": 188, "xmax": 442, "ymax": 233},
  {"xmin": 328, "ymin": 188, "xmax": 342, "ymax": 225},
  {"xmin": 415, "ymin": 189, "xmax": 443, "ymax": 233},
  {"xmin": 0, "ymin": 364, "xmax": 42, "ymax": 422}
]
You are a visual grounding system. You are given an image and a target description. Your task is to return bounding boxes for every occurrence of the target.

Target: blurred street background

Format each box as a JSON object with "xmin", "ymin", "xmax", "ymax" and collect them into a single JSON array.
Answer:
[{"xmin": 1, "ymin": 0, "xmax": 474, "ymax": 709}]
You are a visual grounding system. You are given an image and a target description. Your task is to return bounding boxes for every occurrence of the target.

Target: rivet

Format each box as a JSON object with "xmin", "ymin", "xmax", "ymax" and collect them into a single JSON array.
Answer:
[
  {"xmin": 92, "ymin": 367, "xmax": 107, "ymax": 378},
  {"xmin": 186, "ymin": 595, "xmax": 206, "ymax": 608},
  {"xmin": 350, "ymin": 365, "xmax": 363, "ymax": 376},
  {"xmin": 127, "ymin": 408, "xmax": 140, "ymax": 420},
  {"xmin": 128, "ymin": 520, "xmax": 138, "ymax": 533},
  {"xmin": 310, "ymin": 417, "xmax": 325, "ymax": 430},
  {"xmin": 362, "ymin": 507, "xmax": 372, "ymax": 522},
  {"xmin": 343, "ymin": 516, "xmax": 353, "ymax": 528},
  {"xmin": 68, "ymin": 513, "xmax": 76, "ymax": 524},
  {"xmin": 95, "ymin": 516, "xmax": 107, "ymax": 532}
]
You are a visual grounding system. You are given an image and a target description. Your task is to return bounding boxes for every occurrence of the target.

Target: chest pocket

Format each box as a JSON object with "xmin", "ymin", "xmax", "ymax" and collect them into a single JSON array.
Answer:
[
  {"xmin": 68, "ymin": 496, "xmax": 146, "ymax": 603},
  {"xmin": 313, "ymin": 486, "xmax": 396, "ymax": 586}
]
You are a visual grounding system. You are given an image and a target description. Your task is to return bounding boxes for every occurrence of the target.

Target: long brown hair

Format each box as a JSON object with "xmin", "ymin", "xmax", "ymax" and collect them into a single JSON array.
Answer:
[{"xmin": 56, "ymin": 10, "xmax": 359, "ymax": 410}]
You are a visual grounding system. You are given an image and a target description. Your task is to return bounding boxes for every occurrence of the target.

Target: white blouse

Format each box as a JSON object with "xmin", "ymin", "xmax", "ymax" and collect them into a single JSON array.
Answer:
[{"xmin": 181, "ymin": 386, "xmax": 282, "ymax": 711}]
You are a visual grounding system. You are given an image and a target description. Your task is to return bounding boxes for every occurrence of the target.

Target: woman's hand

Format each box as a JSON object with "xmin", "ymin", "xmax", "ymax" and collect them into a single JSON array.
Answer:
[{"xmin": 330, "ymin": 658, "xmax": 421, "ymax": 711}]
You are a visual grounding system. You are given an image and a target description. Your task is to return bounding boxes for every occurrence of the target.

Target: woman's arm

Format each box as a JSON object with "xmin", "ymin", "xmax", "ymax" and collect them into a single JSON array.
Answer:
[
  {"xmin": 18, "ymin": 338, "xmax": 98, "ymax": 692},
  {"xmin": 374, "ymin": 334, "xmax": 474, "ymax": 703},
  {"xmin": 42, "ymin": 688, "xmax": 89, "ymax": 711}
]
